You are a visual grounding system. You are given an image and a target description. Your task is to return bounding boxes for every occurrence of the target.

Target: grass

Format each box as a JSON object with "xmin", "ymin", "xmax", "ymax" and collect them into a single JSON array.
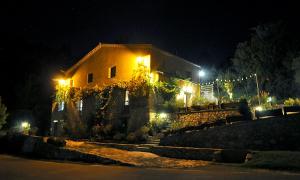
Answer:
[{"xmin": 243, "ymin": 151, "xmax": 300, "ymax": 171}]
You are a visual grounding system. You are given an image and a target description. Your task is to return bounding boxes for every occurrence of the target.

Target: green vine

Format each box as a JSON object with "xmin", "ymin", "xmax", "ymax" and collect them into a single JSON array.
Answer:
[{"xmin": 153, "ymin": 79, "xmax": 180, "ymax": 102}]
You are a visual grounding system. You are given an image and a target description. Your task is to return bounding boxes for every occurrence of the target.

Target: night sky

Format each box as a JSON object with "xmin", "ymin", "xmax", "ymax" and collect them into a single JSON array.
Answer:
[
  {"xmin": 1, "ymin": 0, "xmax": 297, "ymax": 65},
  {"xmin": 0, "ymin": 0, "xmax": 298, "ymax": 109}
]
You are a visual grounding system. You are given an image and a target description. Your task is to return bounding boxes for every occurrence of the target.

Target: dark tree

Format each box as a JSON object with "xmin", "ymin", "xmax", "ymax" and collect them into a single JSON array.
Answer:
[
  {"xmin": 0, "ymin": 36, "xmax": 71, "ymax": 135},
  {"xmin": 231, "ymin": 21, "xmax": 300, "ymax": 99},
  {"xmin": 0, "ymin": 97, "xmax": 8, "ymax": 129}
]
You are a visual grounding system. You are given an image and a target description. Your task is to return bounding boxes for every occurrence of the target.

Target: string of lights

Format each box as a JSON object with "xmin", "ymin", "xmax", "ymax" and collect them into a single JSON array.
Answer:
[{"xmin": 200, "ymin": 73, "xmax": 257, "ymax": 85}]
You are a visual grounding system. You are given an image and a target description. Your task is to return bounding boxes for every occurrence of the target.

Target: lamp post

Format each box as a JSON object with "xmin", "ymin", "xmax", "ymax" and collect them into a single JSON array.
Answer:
[
  {"xmin": 254, "ymin": 73, "xmax": 261, "ymax": 105},
  {"xmin": 216, "ymin": 79, "xmax": 220, "ymax": 104},
  {"xmin": 198, "ymin": 70, "xmax": 205, "ymax": 98}
]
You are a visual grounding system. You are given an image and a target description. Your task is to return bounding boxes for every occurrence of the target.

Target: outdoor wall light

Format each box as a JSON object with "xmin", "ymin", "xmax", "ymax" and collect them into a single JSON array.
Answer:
[
  {"xmin": 199, "ymin": 70, "xmax": 205, "ymax": 77},
  {"xmin": 159, "ymin": 113, "xmax": 167, "ymax": 119},
  {"xmin": 136, "ymin": 55, "xmax": 150, "ymax": 68},
  {"xmin": 21, "ymin": 121, "xmax": 30, "ymax": 129},
  {"xmin": 267, "ymin": 97, "xmax": 272, "ymax": 102},
  {"xmin": 255, "ymin": 106, "xmax": 263, "ymax": 111},
  {"xmin": 182, "ymin": 86, "xmax": 193, "ymax": 94},
  {"xmin": 58, "ymin": 79, "xmax": 67, "ymax": 86}
]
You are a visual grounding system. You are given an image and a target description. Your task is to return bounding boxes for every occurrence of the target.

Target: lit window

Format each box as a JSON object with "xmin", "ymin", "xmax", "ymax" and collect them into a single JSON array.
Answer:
[
  {"xmin": 87, "ymin": 73, "xmax": 93, "ymax": 83},
  {"xmin": 58, "ymin": 101, "xmax": 64, "ymax": 111},
  {"xmin": 76, "ymin": 100, "xmax": 83, "ymax": 111},
  {"xmin": 108, "ymin": 66, "xmax": 116, "ymax": 78},
  {"xmin": 125, "ymin": 90, "xmax": 129, "ymax": 105}
]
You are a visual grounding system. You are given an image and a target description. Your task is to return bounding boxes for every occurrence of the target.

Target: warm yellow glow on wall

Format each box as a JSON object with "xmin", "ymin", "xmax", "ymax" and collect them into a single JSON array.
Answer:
[
  {"xmin": 175, "ymin": 80, "xmax": 199, "ymax": 107},
  {"xmin": 136, "ymin": 55, "xmax": 150, "ymax": 68},
  {"xmin": 150, "ymin": 72, "xmax": 159, "ymax": 84},
  {"xmin": 58, "ymin": 79, "xmax": 67, "ymax": 86},
  {"xmin": 53, "ymin": 78, "xmax": 72, "ymax": 88},
  {"xmin": 182, "ymin": 86, "xmax": 193, "ymax": 94}
]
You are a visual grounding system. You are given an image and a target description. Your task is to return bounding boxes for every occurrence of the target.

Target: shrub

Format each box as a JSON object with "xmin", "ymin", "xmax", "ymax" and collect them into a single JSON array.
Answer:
[
  {"xmin": 126, "ymin": 133, "xmax": 137, "ymax": 143},
  {"xmin": 175, "ymin": 98, "xmax": 185, "ymax": 108},
  {"xmin": 0, "ymin": 133, "xmax": 28, "ymax": 154},
  {"xmin": 192, "ymin": 96, "xmax": 210, "ymax": 106},
  {"xmin": 29, "ymin": 127, "xmax": 39, "ymax": 136},
  {"xmin": 149, "ymin": 115, "xmax": 170, "ymax": 134},
  {"xmin": 238, "ymin": 98, "xmax": 252, "ymax": 120},
  {"xmin": 91, "ymin": 124, "xmax": 114, "ymax": 139},
  {"xmin": 113, "ymin": 132, "xmax": 125, "ymax": 141},
  {"xmin": 91, "ymin": 124, "xmax": 103, "ymax": 138},
  {"xmin": 135, "ymin": 126, "xmax": 149, "ymax": 139},
  {"xmin": 126, "ymin": 126, "xmax": 149, "ymax": 143},
  {"xmin": 47, "ymin": 137, "xmax": 66, "ymax": 147},
  {"xmin": 161, "ymin": 100, "xmax": 177, "ymax": 113},
  {"xmin": 284, "ymin": 98, "xmax": 300, "ymax": 106},
  {"xmin": 103, "ymin": 124, "xmax": 113, "ymax": 136}
]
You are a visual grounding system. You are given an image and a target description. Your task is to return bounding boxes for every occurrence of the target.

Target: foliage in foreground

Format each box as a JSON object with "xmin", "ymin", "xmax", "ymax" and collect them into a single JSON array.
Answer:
[
  {"xmin": 284, "ymin": 98, "xmax": 300, "ymax": 106},
  {"xmin": 0, "ymin": 97, "xmax": 8, "ymax": 130}
]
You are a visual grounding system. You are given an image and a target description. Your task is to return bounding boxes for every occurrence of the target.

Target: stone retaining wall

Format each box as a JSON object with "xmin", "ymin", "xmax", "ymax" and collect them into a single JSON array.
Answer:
[
  {"xmin": 173, "ymin": 109, "xmax": 241, "ymax": 128},
  {"xmin": 161, "ymin": 114, "xmax": 300, "ymax": 150}
]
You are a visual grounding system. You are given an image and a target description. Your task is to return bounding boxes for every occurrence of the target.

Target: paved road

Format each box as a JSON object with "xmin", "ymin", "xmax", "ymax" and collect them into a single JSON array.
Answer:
[{"xmin": 0, "ymin": 155, "xmax": 299, "ymax": 180}]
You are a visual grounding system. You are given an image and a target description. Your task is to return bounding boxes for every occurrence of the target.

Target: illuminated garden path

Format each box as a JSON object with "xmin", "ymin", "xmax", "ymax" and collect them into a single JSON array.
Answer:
[{"xmin": 66, "ymin": 140, "xmax": 210, "ymax": 168}]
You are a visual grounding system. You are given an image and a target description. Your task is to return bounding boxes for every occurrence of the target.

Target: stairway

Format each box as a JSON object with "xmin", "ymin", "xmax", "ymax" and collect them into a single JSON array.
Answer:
[{"xmin": 144, "ymin": 136, "xmax": 161, "ymax": 146}]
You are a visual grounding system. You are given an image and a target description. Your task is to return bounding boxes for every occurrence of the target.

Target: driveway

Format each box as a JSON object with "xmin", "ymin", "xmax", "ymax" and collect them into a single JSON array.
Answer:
[{"xmin": 0, "ymin": 155, "xmax": 299, "ymax": 180}]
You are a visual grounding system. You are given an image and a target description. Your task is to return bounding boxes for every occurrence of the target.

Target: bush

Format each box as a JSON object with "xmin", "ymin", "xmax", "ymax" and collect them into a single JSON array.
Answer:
[
  {"xmin": 91, "ymin": 124, "xmax": 114, "ymax": 139},
  {"xmin": 175, "ymin": 98, "xmax": 185, "ymax": 108},
  {"xmin": 192, "ymin": 96, "xmax": 210, "ymax": 106},
  {"xmin": 149, "ymin": 115, "xmax": 170, "ymax": 134},
  {"xmin": 244, "ymin": 151, "xmax": 300, "ymax": 170},
  {"xmin": 284, "ymin": 98, "xmax": 300, "ymax": 106},
  {"xmin": 126, "ymin": 126, "xmax": 149, "ymax": 143},
  {"xmin": 0, "ymin": 133, "xmax": 28, "ymax": 154},
  {"xmin": 136, "ymin": 126, "xmax": 149, "ymax": 139},
  {"xmin": 47, "ymin": 137, "xmax": 66, "ymax": 147},
  {"xmin": 126, "ymin": 133, "xmax": 137, "ymax": 143},
  {"xmin": 103, "ymin": 124, "xmax": 113, "ymax": 136},
  {"xmin": 113, "ymin": 132, "xmax": 126, "ymax": 141},
  {"xmin": 238, "ymin": 99, "xmax": 252, "ymax": 120},
  {"xmin": 29, "ymin": 127, "xmax": 38, "ymax": 136}
]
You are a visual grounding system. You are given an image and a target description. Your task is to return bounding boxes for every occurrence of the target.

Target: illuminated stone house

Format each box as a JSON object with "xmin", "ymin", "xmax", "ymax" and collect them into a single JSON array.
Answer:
[{"xmin": 51, "ymin": 43, "xmax": 202, "ymax": 136}]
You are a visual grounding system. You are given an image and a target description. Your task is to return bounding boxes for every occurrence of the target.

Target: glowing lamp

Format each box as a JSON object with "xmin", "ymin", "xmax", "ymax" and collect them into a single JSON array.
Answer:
[
  {"xmin": 58, "ymin": 79, "xmax": 67, "ymax": 86},
  {"xmin": 159, "ymin": 113, "xmax": 167, "ymax": 119},
  {"xmin": 183, "ymin": 86, "xmax": 193, "ymax": 94},
  {"xmin": 21, "ymin": 121, "xmax": 30, "ymax": 129},
  {"xmin": 255, "ymin": 106, "xmax": 263, "ymax": 111},
  {"xmin": 267, "ymin": 97, "xmax": 272, "ymax": 102},
  {"xmin": 199, "ymin": 70, "xmax": 205, "ymax": 77},
  {"xmin": 136, "ymin": 55, "xmax": 150, "ymax": 68},
  {"xmin": 136, "ymin": 56, "xmax": 143, "ymax": 64}
]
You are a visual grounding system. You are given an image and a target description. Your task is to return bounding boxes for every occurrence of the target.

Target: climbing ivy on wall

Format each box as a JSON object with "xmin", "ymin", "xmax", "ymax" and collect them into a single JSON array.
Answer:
[{"xmin": 153, "ymin": 78, "xmax": 180, "ymax": 102}]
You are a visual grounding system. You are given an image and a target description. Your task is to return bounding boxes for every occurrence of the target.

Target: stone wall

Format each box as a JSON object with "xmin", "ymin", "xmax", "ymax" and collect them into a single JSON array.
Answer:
[
  {"xmin": 104, "ymin": 88, "xmax": 126, "ymax": 130},
  {"xmin": 127, "ymin": 96, "xmax": 149, "ymax": 133},
  {"xmin": 161, "ymin": 114, "xmax": 300, "ymax": 150},
  {"xmin": 176, "ymin": 109, "xmax": 241, "ymax": 127}
]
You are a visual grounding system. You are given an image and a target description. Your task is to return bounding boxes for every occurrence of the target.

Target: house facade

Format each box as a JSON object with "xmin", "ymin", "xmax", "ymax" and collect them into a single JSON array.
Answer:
[{"xmin": 51, "ymin": 43, "xmax": 202, "ymax": 137}]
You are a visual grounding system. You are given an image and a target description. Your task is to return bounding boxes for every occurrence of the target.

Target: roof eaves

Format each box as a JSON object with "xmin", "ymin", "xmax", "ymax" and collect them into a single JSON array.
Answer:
[
  {"xmin": 151, "ymin": 45, "xmax": 201, "ymax": 69},
  {"xmin": 65, "ymin": 43, "xmax": 103, "ymax": 76}
]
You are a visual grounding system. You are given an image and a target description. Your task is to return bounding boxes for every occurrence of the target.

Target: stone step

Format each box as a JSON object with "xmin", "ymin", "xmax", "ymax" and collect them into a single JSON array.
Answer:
[{"xmin": 135, "ymin": 146, "xmax": 151, "ymax": 152}]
